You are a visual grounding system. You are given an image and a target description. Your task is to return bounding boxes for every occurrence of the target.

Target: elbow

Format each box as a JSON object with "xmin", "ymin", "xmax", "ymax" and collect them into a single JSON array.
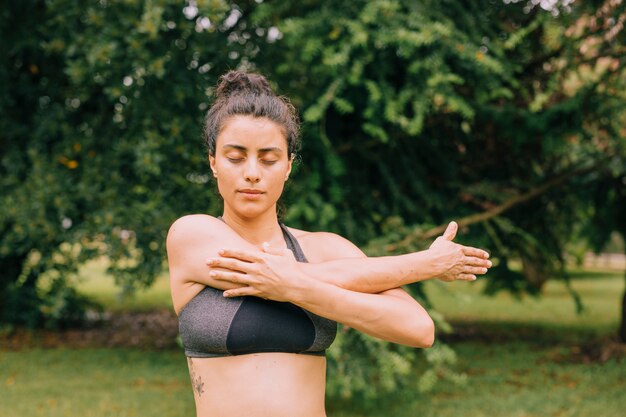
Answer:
[{"xmin": 408, "ymin": 316, "xmax": 435, "ymax": 348}]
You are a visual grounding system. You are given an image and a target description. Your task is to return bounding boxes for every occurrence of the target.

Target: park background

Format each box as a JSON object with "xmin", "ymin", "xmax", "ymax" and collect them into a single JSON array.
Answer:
[{"xmin": 1, "ymin": 0, "xmax": 625, "ymax": 416}]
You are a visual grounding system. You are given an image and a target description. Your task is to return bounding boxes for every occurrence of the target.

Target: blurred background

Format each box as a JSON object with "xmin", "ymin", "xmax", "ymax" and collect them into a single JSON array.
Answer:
[{"xmin": 1, "ymin": 0, "xmax": 625, "ymax": 416}]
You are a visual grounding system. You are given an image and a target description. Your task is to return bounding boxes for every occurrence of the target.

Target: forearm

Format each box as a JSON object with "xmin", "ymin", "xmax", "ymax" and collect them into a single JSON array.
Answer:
[
  {"xmin": 300, "ymin": 251, "xmax": 443, "ymax": 293},
  {"xmin": 290, "ymin": 275, "xmax": 435, "ymax": 348}
]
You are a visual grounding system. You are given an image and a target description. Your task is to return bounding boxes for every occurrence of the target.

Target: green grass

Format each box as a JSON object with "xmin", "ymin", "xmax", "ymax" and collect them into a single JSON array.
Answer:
[
  {"xmin": 2, "ymin": 268, "xmax": 624, "ymax": 417},
  {"xmin": 0, "ymin": 349, "xmax": 193, "ymax": 417},
  {"xmin": 424, "ymin": 269, "xmax": 623, "ymax": 334},
  {"xmin": 332, "ymin": 342, "xmax": 626, "ymax": 417},
  {"xmin": 2, "ymin": 342, "xmax": 624, "ymax": 417}
]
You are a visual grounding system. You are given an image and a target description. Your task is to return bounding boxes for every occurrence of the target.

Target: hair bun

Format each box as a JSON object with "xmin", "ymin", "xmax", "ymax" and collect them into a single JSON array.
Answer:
[{"xmin": 215, "ymin": 70, "xmax": 273, "ymax": 99}]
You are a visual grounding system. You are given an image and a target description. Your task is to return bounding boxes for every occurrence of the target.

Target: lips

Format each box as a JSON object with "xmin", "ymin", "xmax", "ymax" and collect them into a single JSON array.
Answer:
[
  {"xmin": 238, "ymin": 189, "xmax": 265, "ymax": 194},
  {"xmin": 238, "ymin": 189, "xmax": 265, "ymax": 199}
]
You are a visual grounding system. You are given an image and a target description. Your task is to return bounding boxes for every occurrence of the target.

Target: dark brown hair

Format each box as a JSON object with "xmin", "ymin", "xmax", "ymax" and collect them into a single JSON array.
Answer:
[{"xmin": 204, "ymin": 71, "xmax": 300, "ymax": 157}]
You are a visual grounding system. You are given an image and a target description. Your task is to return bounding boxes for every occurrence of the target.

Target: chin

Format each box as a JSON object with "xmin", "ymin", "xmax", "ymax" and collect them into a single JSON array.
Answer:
[{"xmin": 230, "ymin": 203, "xmax": 275, "ymax": 219}]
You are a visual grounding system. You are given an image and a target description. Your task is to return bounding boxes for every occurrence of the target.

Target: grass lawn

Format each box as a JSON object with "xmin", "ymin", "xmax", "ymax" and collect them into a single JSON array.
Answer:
[
  {"xmin": 2, "ymin": 341, "xmax": 624, "ymax": 417},
  {"xmin": 424, "ymin": 269, "xmax": 623, "ymax": 334},
  {"xmin": 1, "ymin": 265, "xmax": 624, "ymax": 417},
  {"xmin": 333, "ymin": 341, "xmax": 626, "ymax": 417},
  {"xmin": 0, "ymin": 349, "xmax": 193, "ymax": 417}
]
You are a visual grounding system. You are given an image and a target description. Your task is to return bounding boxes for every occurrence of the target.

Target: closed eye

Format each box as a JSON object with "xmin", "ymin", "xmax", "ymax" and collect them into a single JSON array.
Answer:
[
  {"xmin": 227, "ymin": 157, "xmax": 244, "ymax": 163},
  {"xmin": 262, "ymin": 160, "xmax": 278, "ymax": 165}
]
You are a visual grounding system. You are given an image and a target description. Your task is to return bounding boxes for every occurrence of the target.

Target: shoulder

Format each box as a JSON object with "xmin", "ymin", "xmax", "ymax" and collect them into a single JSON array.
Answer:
[
  {"xmin": 168, "ymin": 214, "xmax": 220, "ymax": 231},
  {"xmin": 287, "ymin": 227, "xmax": 365, "ymax": 262},
  {"xmin": 166, "ymin": 214, "xmax": 225, "ymax": 247}
]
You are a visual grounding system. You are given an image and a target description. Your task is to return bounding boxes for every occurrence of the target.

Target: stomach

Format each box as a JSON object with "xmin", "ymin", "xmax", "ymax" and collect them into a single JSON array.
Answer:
[{"xmin": 188, "ymin": 352, "xmax": 328, "ymax": 417}]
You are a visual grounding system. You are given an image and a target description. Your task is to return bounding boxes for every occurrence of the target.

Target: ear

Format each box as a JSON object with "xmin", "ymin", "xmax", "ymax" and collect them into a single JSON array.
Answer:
[
  {"xmin": 285, "ymin": 153, "xmax": 294, "ymax": 180},
  {"xmin": 209, "ymin": 154, "xmax": 217, "ymax": 177}
]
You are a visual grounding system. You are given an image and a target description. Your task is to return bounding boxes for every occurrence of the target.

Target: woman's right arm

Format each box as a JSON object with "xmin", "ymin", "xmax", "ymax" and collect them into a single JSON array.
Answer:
[
  {"xmin": 166, "ymin": 215, "xmax": 249, "ymax": 313},
  {"xmin": 167, "ymin": 215, "xmax": 490, "ymax": 305},
  {"xmin": 203, "ymin": 221, "xmax": 491, "ymax": 295}
]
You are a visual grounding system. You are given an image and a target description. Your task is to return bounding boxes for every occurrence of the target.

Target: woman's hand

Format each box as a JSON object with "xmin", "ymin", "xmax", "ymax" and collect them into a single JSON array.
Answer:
[
  {"xmin": 205, "ymin": 244, "xmax": 307, "ymax": 300},
  {"xmin": 428, "ymin": 221, "xmax": 492, "ymax": 282}
]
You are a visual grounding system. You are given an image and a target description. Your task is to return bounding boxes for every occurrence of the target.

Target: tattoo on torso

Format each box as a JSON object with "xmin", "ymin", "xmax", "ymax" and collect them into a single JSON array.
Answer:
[{"xmin": 187, "ymin": 358, "xmax": 205, "ymax": 397}]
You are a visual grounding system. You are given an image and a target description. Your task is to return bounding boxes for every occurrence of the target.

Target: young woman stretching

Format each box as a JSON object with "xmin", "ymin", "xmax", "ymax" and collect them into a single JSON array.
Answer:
[{"xmin": 166, "ymin": 70, "xmax": 492, "ymax": 417}]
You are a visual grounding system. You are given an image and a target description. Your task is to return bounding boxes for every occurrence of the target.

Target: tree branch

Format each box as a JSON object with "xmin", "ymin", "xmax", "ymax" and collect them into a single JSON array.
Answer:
[{"xmin": 384, "ymin": 158, "xmax": 611, "ymax": 252}]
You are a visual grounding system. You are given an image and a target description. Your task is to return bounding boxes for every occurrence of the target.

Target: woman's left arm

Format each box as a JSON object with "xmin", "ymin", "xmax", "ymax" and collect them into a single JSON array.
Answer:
[
  {"xmin": 209, "ymin": 233, "xmax": 435, "ymax": 348},
  {"xmin": 290, "ymin": 275, "xmax": 435, "ymax": 348}
]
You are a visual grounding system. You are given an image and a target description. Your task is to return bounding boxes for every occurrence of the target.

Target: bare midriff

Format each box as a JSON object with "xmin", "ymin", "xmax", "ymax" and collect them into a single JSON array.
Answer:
[{"xmin": 188, "ymin": 352, "xmax": 328, "ymax": 417}]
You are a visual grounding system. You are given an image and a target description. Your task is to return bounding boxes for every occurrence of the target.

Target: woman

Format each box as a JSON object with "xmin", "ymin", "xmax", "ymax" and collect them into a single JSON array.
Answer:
[{"xmin": 166, "ymin": 71, "xmax": 491, "ymax": 417}]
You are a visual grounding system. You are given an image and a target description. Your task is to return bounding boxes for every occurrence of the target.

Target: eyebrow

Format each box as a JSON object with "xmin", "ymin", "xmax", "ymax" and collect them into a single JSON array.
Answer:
[{"xmin": 222, "ymin": 144, "xmax": 284, "ymax": 154}]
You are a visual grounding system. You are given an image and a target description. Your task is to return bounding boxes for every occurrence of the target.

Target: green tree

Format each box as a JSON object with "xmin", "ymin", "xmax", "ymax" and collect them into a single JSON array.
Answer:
[
  {"xmin": 1, "ymin": 0, "xmax": 234, "ymax": 326},
  {"xmin": 249, "ymin": 0, "xmax": 626, "ymax": 339},
  {"xmin": 2, "ymin": 0, "xmax": 626, "ymax": 402}
]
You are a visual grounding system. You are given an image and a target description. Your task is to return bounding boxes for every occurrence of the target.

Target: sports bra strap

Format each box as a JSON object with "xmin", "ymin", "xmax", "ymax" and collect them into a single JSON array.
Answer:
[{"xmin": 278, "ymin": 224, "xmax": 308, "ymax": 263}]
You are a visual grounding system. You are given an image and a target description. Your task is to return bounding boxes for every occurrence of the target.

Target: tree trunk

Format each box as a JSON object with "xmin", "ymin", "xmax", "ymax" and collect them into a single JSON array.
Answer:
[
  {"xmin": 0, "ymin": 252, "xmax": 28, "ymax": 295},
  {"xmin": 0, "ymin": 251, "xmax": 34, "ymax": 325},
  {"xmin": 521, "ymin": 257, "xmax": 548, "ymax": 291},
  {"xmin": 617, "ymin": 255, "xmax": 626, "ymax": 343}
]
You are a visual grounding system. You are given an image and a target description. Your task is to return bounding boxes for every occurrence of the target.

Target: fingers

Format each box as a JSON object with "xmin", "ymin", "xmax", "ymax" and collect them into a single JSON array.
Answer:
[
  {"xmin": 262, "ymin": 242, "xmax": 281, "ymax": 255},
  {"xmin": 462, "ymin": 246, "xmax": 490, "ymax": 259},
  {"xmin": 464, "ymin": 256, "xmax": 492, "ymax": 269},
  {"xmin": 210, "ymin": 270, "xmax": 266, "ymax": 299},
  {"xmin": 262, "ymin": 243, "xmax": 296, "ymax": 260},
  {"xmin": 463, "ymin": 266, "xmax": 489, "ymax": 276},
  {"xmin": 443, "ymin": 221, "xmax": 458, "ymax": 241},
  {"xmin": 223, "ymin": 287, "xmax": 260, "ymax": 298},
  {"xmin": 261, "ymin": 242, "xmax": 292, "ymax": 256},
  {"xmin": 209, "ymin": 270, "xmax": 249, "ymax": 285},
  {"xmin": 206, "ymin": 257, "xmax": 252, "ymax": 273},
  {"xmin": 458, "ymin": 273, "xmax": 477, "ymax": 281},
  {"xmin": 217, "ymin": 248, "xmax": 263, "ymax": 263}
]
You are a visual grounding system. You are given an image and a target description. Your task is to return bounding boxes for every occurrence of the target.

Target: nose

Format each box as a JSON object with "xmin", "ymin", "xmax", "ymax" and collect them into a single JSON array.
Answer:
[{"xmin": 243, "ymin": 159, "xmax": 261, "ymax": 183}]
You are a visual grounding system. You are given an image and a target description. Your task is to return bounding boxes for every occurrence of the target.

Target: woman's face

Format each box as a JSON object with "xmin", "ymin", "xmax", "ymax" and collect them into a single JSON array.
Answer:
[{"xmin": 209, "ymin": 115, "xmax": 292, "ymax": 219}]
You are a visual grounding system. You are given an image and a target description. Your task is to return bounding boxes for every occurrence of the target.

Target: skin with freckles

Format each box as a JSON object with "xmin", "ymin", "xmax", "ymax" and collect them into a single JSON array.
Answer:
[{"xmin": 167, "ymin": 115, "xmax": 492, "ymax": 417}]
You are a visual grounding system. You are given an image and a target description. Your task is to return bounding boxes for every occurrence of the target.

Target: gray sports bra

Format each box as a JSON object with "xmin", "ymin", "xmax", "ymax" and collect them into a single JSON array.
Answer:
[{"xmin": 178, "ymin": 223, "xmax": 337, "ymax": 358}]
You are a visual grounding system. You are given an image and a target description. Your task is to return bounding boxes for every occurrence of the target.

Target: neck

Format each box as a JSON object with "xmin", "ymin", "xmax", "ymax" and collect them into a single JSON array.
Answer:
[{"xmin": 221, "ymin": 206, "xmax": 285, "ymax": 247}]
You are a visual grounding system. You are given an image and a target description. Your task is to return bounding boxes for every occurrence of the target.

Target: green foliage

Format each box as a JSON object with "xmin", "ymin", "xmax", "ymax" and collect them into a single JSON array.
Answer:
[
  {"xmin": 327, "ymin": 327, "xmax": 414, "ymax": 403},
  {"xmin": 3, "ymin": 0, "xmax": 626, "ymax": 400},
  {"xmin": 39, "ymin": 276, "xmax": 103, "ymax": 330},
  {"xmin": 1, "ymin": 0, "xmax": 235, "ymax": 325},
  {"xmin": 254, "ymin": 0, "xmax": 626, "ymax": 287},
  {"xmin": 328, "ymin": 329, "xmax": 466, "ymax": 403}
]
